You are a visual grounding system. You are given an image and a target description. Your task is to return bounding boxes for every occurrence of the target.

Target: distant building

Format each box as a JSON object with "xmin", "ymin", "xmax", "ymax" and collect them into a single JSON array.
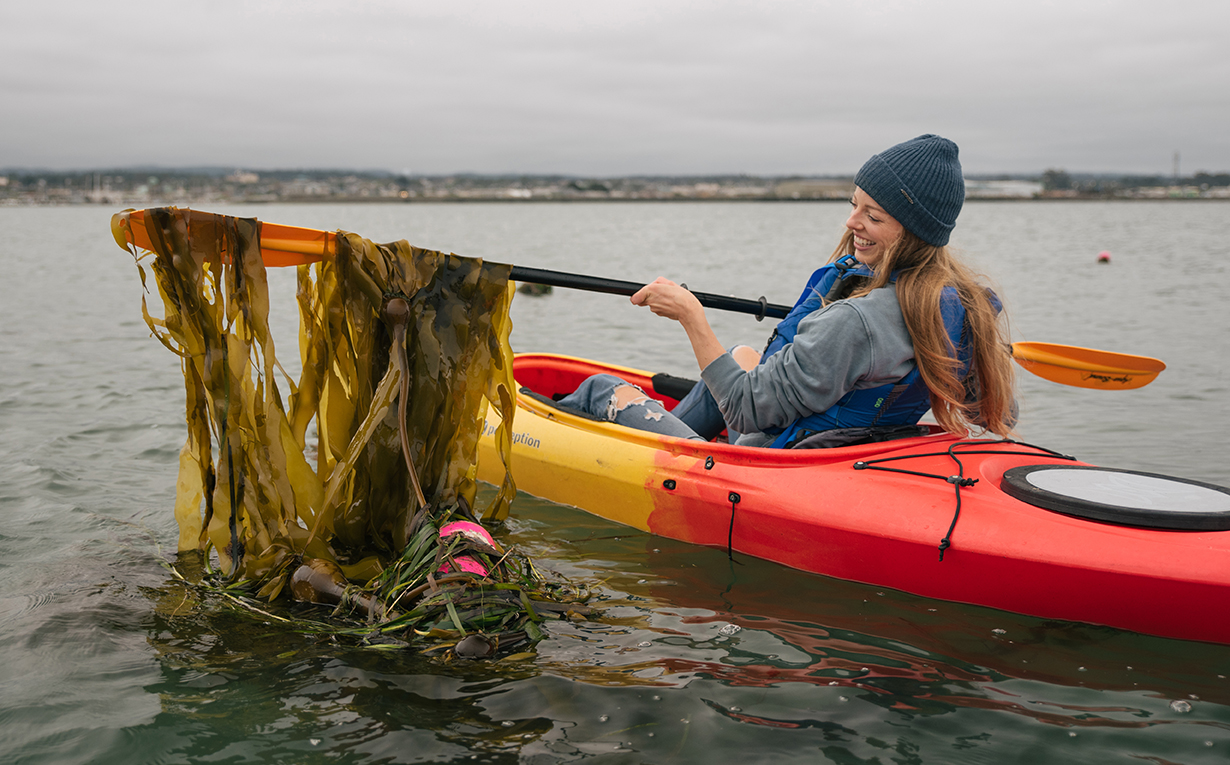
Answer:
[{"xmin": 965, "ymin": 180, "xmax": 1043, "ymax": 199}]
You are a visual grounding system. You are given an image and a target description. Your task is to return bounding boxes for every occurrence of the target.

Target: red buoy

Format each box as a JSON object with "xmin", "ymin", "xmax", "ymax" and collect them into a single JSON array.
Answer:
[{"xmin": 1097, "ymin": 251, "xmax": 1111, "ymax": 263}]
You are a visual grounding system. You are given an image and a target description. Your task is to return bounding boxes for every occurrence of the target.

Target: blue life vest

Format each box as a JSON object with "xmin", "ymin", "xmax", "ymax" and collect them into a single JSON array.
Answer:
[{"xmin": 760, "ymin": 258, "xmax": 971, "ymax": 449}]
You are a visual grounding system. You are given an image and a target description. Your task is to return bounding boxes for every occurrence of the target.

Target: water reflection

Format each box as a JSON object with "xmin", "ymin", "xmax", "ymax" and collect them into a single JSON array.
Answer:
[
  {"xmin": 497, "ymin": 493, "xmax": 1230, "ymax": 745},
  {"xmin": 143, "ymin": 576, "xmax": 561, "ymax": 761}
]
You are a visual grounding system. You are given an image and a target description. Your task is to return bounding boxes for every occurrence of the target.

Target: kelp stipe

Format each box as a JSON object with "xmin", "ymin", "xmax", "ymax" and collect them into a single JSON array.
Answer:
[{"xmin": 114, "ymin": 207, "xmax": 587, "ymax": 655}]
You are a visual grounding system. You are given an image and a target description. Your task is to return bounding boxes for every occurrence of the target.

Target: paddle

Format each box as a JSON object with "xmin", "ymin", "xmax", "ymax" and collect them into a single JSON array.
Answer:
[
  {"xmin": 508, "ymin": 270, "xmax": 1165, "ymax": 390},
  {"xmin": 508, "ymin": 265, "xmax": 784, "ymax": 320},
  {"xmin": 111, "ymin": 208, "xmax": 1166, "ymax": 390}
]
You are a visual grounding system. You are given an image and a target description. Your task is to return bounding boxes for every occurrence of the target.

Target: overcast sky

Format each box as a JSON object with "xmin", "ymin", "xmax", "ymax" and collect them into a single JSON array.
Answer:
[{"xmin": 3, "ymin": 0, "xmax": 1227, "ymax": 176}]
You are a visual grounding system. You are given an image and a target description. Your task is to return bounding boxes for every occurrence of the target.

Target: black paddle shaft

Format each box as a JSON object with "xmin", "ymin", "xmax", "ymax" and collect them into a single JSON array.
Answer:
[{"xmin": 508, "ymin": 265, "xmax": 791, "ymax": 321}]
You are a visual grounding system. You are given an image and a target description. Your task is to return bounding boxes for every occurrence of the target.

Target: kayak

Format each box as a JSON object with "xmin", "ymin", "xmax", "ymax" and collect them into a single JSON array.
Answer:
[{"xmin": 476, "ymin": 353, "xmax": 1230, "ymax": 645}]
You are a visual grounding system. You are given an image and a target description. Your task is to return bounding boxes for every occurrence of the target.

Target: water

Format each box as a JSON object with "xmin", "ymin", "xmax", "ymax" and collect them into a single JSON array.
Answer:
[{"xmin": 2, "ymin": 201, "xmax": 1228, "ymax": 763}]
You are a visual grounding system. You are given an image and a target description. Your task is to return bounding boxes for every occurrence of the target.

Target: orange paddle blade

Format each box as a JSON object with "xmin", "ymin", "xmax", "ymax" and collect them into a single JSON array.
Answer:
[
  {"xmin": 112, "ymin": 208, "xmax": 334, "ymax": 267},
  {"xmin": 1010, "ymin": 342, "xmax": 1165, "ymax": 390}
]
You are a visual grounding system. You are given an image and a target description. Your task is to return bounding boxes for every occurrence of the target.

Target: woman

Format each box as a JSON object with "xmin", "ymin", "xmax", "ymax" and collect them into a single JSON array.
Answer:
[{"xmin": 558, "ymin": 134, "xmax": 1016, "ymax": 448}]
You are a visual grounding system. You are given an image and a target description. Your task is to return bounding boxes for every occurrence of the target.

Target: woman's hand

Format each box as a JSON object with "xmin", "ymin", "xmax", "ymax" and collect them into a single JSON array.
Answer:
[
  {"xmin": 631, "ymin": 277, "xmax": 704, "ymax": 324},
  {"xmin": 631, "ymin": 277, "xmax": 725, "ymax": 371}
]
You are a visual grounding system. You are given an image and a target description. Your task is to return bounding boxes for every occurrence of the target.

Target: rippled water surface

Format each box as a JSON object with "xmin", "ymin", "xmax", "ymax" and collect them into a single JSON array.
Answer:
[{"xmin": 2, "ymin": 201, "xmax": 1229, "ymax": 763}]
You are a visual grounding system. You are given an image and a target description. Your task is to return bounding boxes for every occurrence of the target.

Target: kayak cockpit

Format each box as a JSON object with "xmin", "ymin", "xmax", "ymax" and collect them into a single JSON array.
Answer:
[
  {"xmin": 508, "ymin": 352, "xmax": 952, "ymax": 461},
  {"xmin": 509, "ymin": 353, "xmax": 1230, "ymax": 532}
]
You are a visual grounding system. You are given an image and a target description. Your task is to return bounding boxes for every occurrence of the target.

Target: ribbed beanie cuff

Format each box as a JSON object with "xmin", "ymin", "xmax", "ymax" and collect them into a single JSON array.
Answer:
[{"xmin": 854, "ymin": 134, "xmax": 964, "ymax": 246}]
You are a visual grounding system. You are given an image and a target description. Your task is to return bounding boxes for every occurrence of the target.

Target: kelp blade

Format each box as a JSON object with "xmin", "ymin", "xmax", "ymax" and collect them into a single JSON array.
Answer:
[{"xmin": 114, "ymin": 208, "xmax": 519, "ymax": 601}]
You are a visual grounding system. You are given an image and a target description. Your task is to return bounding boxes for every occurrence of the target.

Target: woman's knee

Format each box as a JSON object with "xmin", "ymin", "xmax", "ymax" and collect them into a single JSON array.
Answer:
[
  {"xmin": 610, "ymin": 383, "xmax": 653, "ymax": 410},
  {"xmin": 567, "ymin": 374, "xmax": 658, "ymax": 421},
  {"xmin": 731, "ymin": 345, "xmax": 759, "ymax": 370},
  {"xmin": 563, "ymin": 374, "xmax": 702, "ymax": 439},
  {"xmin": 606, "ymin": 383, "xmax": 668, "ymax": 423},
  {"xmin": 556, "ymin": 373, "xmax": 626, "ymax": 418}
]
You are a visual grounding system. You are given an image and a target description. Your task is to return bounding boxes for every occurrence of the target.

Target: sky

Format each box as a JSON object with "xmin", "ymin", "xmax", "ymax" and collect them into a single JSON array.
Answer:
[{"xmin": 3, "ymin": 0, "xmax": 1228, "ymax": 177}]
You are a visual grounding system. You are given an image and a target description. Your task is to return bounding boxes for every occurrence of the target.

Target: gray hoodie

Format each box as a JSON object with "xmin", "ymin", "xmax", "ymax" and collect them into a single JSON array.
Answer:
[{"xmin": 700, "ymin": 284, "xmax": 917, "ymax": 447}]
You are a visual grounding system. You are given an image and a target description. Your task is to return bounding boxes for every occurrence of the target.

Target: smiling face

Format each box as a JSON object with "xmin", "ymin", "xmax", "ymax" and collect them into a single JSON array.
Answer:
[{"xmin": 846, "ymin": 187, "xmax": 904, "ymax": 269}]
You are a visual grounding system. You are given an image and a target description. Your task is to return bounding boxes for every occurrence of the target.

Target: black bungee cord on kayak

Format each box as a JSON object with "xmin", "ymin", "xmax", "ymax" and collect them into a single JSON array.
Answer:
[
  {"xmin": 702, "ymin": 453, "xmax": 744, "ymax": 563},
  {"xmin": 727, "ymin": 491, "xmax": 741, "ymax": 562},
  {"xmin": 853, "ymin": 440, "xmax": 1076, "ymax": 561}
]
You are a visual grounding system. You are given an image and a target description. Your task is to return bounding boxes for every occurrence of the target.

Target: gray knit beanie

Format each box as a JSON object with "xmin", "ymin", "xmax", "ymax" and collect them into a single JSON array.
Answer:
[{"xmin": 853, "ymin": 134, "xmax": 964, "ymax": 246}]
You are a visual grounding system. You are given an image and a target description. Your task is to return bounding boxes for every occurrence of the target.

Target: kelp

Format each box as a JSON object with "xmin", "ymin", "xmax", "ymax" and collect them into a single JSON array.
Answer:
[{"xmin": 113, "ymin": 207, "xmax": 588, "ymax": 654}]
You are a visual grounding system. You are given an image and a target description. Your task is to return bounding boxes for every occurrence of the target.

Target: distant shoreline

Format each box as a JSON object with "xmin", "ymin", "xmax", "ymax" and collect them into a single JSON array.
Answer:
[{"xmin": 5, "ymin": 169, "xmax": 1227, "ymax": 205}]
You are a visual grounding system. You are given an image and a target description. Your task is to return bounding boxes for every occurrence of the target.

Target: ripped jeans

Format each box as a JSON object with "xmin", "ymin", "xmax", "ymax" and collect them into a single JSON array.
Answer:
[{"xmin": 555, "ymin": 373, "xmax": 741, "ymax": 442}]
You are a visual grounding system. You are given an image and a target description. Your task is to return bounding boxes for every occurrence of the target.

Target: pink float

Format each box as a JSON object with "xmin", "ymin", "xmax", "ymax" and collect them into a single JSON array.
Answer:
[{"xmin": 438, "ymin": 521, "xmax": 499, "ymax": 576}]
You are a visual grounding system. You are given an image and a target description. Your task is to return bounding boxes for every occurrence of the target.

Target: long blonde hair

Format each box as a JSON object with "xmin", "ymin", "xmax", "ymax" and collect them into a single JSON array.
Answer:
[{"xmin": 829, "ymin": 230, "xmax": 1016, "ymax": 437}]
